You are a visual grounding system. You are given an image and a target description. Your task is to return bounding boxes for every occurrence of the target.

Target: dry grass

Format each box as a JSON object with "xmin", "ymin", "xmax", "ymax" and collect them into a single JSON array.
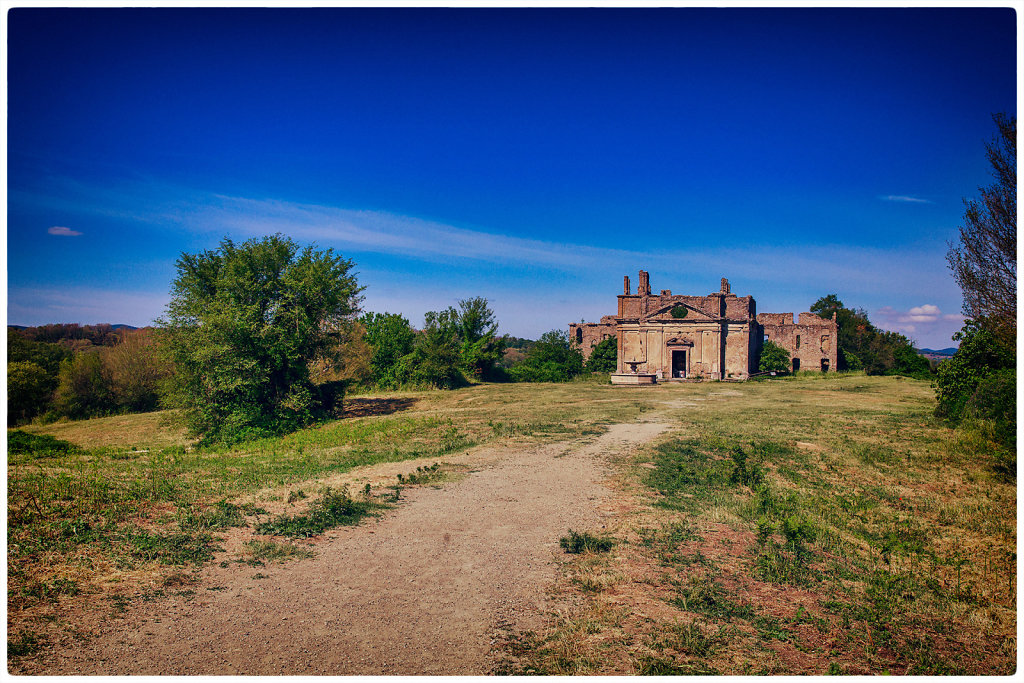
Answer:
[
  {"xmin": 7, "ymin": 377, "xmax": 664, "ymax": 660},
  {"xmin": 498, "ymin": 373, "xmax": 1016, "ymax": 675}
]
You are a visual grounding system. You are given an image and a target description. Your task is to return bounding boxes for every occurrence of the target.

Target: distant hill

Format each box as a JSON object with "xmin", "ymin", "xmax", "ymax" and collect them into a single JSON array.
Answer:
[
  {"xmin": 8, "ymin": 324, "xmax": 138, "ymax": 330},
  {"xmin": 916, "ymin": 347, "xmax": 958, "ymax": 361}
]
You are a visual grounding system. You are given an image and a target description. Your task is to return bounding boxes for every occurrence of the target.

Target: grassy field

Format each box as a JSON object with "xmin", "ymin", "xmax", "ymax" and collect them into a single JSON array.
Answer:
[
  {"xmin": 7, "ymin": 373, "xmax": 1016, "ymax": 673},
  {"xmin": 495, "ymin": 374, "xmax": 1016, "ymax": 675}
]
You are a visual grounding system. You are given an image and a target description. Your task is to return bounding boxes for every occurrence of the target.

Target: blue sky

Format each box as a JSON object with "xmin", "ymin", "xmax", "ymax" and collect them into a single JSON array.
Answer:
[{"xmin": 6, "ymin": 7, "xmax": 1017, "ymax": 348}]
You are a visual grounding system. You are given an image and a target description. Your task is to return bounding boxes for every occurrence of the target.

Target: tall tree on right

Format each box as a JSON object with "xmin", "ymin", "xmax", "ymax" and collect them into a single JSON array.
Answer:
[
  {"xmin": 947, "ymin": 113, "xmax": 1016, "ymax": 349},
  {"xmin": 935, "ymin": 114, "xmax": 1016, "ymax": 475}
]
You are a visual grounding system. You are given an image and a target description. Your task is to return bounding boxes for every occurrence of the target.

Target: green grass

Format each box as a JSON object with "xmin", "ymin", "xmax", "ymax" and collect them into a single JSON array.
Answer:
[{"xmin": 254, "ymin": 487, "xmax": 385, "ymax": 537}]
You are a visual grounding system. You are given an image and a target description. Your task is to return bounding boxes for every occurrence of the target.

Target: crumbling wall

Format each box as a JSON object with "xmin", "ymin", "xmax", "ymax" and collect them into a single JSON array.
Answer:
[
  {"xmin": 756, "ymin": 312, "xmax": 838, "ymax": 372},
  {"xmin": 569, "ymin": 317, "xmax": 617, "ymax": 361}
]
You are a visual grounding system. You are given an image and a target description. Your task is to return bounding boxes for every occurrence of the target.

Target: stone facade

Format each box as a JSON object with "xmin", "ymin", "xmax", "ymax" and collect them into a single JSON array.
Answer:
[
  {"xmin": 569, "ymin": 316, "xmax": 617, "ymax": 359},
  {"xmin": 572, "ymin": 271, "xmax": 838, "ymax": 380},
  {"xmin": 756, "ymin": 312, "xmax": 838, "ymax": 373}
]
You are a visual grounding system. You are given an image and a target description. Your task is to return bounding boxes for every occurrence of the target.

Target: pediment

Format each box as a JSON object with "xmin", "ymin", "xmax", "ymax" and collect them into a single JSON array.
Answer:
[
  {"xmin": 665, "ymin": 336, "xmax": 694, "ymax": 347},
  {"xmin": 648, "ymin": 301, "xmax": 715, "ymax": 321}
]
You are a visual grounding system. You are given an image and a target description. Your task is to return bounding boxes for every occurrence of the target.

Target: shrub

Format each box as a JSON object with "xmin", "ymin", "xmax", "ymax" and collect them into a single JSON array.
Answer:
[
  {"xmin": 51, "ymin": 350, "xmax": 116, "ymax": 419},
  {"xmin": 510, "ymin": 330, "xmax": 584, "ymax": 383},
  {"xmin": 7, "ymin": 361, "xmax": 51, "ymax": 424},
  {"xmin": 361, "ymin": 312, "xmax": 416, "ymax": 387},
  {"xmin": 934, "ymin": 321, "xmax": 1014, "ymax": 424},
  {"xmin": 560, "ymin": 529, "xmax": 614, "ymax": 553},
  {"xmin": 103, "ymin": 329, "xmax": 170, "ymax": 413},
  {"xmin": 585, "ymin": 337, "xmax": 617, "ymax": 373},
  {"xmin": 758, "ymin": 341, "xmax": 790, "ymax": 373}
]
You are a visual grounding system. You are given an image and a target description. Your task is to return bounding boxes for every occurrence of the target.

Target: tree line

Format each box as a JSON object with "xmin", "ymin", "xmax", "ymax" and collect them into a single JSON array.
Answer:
[{"xmin": 5, "ymin": 236, "xmax": 601, "ymax": 441}]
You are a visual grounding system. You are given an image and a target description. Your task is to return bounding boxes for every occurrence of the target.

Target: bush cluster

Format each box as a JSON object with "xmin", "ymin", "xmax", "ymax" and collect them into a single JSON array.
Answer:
[
  {"xmin": 810, "ymin": 295, "xmax": 931, "ymax": 377},
  {"xmin": 360, "ymin": 297, "xmax": 507, "ymax": 390},
  {"xmin": 508, "ymin": 330, "xmax": 584, "ymax": 382},
  {"xmin": 934, "ymin": 321, "xmax": 1015, "ymax": 471},
  {"xmin": 7, "ymin": 327, "xmax": 168, "ymax": 424}
]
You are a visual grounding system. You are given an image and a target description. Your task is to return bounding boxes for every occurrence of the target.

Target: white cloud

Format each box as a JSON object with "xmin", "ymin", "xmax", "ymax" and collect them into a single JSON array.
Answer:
[
  {"xmin": 881, "ymin": 195, "xmax": 932, "ymax": 204},
  {"xmin": 47, "ymin": 226, "xmax": 82, "ymax": 236},
  {"xmin": 908, "ymin": 304, "xmax": 940, "ymax": 317},
  {"xmin": 872, "ymin": 304, "xmax": 966, "ymax": 346}
]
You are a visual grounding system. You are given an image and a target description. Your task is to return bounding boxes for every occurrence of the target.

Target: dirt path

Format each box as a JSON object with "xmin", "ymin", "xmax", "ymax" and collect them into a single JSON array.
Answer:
[{"xmin": 35, "ymin": 418, "xmax": 669, "ymax": 675}]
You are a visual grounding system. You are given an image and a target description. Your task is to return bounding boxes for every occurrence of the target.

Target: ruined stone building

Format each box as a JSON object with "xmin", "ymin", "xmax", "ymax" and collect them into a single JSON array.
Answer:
[{"xmin": 570, "ymin": 271, "xmax": 838, "ymax": 380}]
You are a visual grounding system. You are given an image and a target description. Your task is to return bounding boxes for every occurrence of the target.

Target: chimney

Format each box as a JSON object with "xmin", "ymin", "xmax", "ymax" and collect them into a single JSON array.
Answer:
[
  {"xmin": 638, "ymin": 270, "xmax": 651, "ymax": 295},
  {"xmin": 720, "ymin": 278, "xmax": 731, "ymax": 295},
  {"xmin": 624, "ymin": 275, "xmax": 631, "ymax": 295}
]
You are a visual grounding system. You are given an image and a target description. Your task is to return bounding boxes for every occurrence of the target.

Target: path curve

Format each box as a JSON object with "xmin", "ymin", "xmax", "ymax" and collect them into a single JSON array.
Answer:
[{"xmin": 36, "ymin": 419, "xmax": 668, "ymax": 675}]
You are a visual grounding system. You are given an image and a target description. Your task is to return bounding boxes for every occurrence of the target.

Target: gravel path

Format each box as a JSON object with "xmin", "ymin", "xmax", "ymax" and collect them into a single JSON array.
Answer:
[{"xmin": 36, "ymin": 419, "xmax": 668, "ymax": 675}]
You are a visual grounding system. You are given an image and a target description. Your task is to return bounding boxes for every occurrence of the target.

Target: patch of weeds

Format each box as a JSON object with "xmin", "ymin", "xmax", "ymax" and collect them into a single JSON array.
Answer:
[
  {"xmin": 729, "ymin": 444, "xmax": 764, "ymax": 487},
  {"xmin": 751, "ymin": 488, "xmax": 821, "ymax": 586},
  {"xmin": 252, "ymin": 573, "xmax": 270, "ymax": 580},
  {"xmin": 636, "ymin": 655, "xmax": 718, "ymax": 675},
  {"xmin": 649, "ymin": 618, "xmax": 726, "ymax": 657},
  {"xmin": 161, "ymin": 571, "xmax": 196, "ymax": 587},
  {"xmin": 179, "ymin": 500, "xmax": 250, "ymax": 531},
  {"xmin": 854, "ymin": 443, "xmax": 900, "ymax": 467},
  {"xmin": 108, "ymin": 594, "xmax": 132, "ymax": 613},
  {"xmin": 242, "ymin": 539, "xmax": 315, "ymax": 563},
  {"xmin": 670, "ymin": 575, "xmax": 754, "ymax": 621},
  {"xmin": 15, "ymin": 577, "xmax": 80, "ymax": 602},
  {"xmin": 438, "ymin": 423, "xmax": 472, "ymax": 454},
  {"xmin": 124, "ymin": 530, "xmax": 220, "ymax": 566},
  {"xmin": 637, "ymin": 522, "xmax": 705, "ymax": 566},
  {"xmin": 560, "ymin": 529, "xmax": 614, "ymax": 554},
  {"xmin": 644, "ymin": 439, "xmax": 733, "ymax": 500},
  {"xmin": 287, "ymin": 489, "xmax": 307, "ymax": 504},
  {"xmin": 255, "ymin": 487, "xmax": 385, "ymax": 538},
  {"xmin": 8, "ymin": 630, "xmax": 46, "ymax": 657},
  {"xmin": 755, "ymin": 542, "xmax": 821, "ymax": 587},
  {"xmin": 905, "ymin": 636, "xmax": 963, "ymax": 675},
  {"xmin": 399, "ymin": 462, "xmax": 443, "ymax": 485},
  {"xmin": 791, "ymin": 604, "xmax": 828, "ymax": 633},
  {"xmin": 753, "ymin": 614, "xmax": 791, "ymax": 641}
]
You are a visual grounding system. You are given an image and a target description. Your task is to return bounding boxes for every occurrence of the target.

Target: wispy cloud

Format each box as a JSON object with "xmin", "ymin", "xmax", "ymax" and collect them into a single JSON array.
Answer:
[
  {"xmin": 9, "ymin": 179, "xmax": 966, "ymax": 346},
  {"xmin": 170, "ymin": 194, "xmax": 954, "ymax": 297},
  {"xmin": 47, "ymin": 226, "xmax": 82, "ymax": 236},
  {"xmin": 880, "ymin": 195, "xmax": 932, "ymax": 204}
]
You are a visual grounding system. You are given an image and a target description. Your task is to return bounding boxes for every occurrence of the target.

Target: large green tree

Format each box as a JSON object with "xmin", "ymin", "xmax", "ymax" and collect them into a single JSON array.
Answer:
[
  {"xmin": 159, "ymin": 235, "xmax": 362, "ymax": 443},
  {"xmin": 455, "ymin": 297, "xmax": 506, "ymax": 380}
]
